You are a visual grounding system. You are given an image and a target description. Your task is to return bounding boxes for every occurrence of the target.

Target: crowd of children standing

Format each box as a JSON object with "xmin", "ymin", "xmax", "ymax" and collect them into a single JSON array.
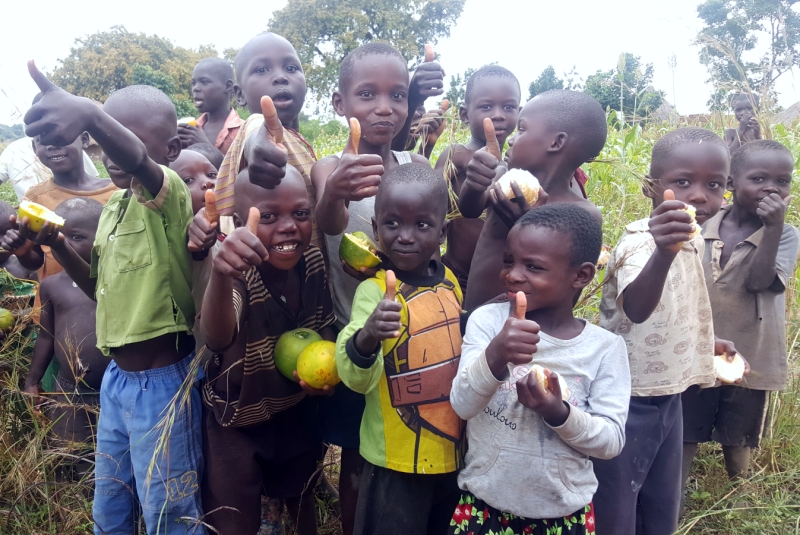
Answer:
[{"xmin": 0, "ymin": 29, "xmax": 796, "ymax": 535}]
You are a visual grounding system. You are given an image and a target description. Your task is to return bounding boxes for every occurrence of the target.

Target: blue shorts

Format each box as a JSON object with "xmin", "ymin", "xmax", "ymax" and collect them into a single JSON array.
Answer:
[{"xmin": 93, "ymin": 352, "xmax": 206, "ymax": 535}]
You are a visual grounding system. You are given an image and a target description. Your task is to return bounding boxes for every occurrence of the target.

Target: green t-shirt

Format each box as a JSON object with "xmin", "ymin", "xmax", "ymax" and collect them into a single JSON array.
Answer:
[{"xmin": 90, "ymin": 166, "xmax": 195, "ymax": 356}]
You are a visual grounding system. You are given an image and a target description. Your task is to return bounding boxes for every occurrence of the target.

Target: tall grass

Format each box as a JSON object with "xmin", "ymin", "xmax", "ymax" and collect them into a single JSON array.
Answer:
[{"xmin": 0, "ymin": 117, "xmax": 798, "ymax": 534}]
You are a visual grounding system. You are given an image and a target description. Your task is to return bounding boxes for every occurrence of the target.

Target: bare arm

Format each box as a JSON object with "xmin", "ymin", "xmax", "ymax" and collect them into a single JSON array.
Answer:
[
  {"xmin": 311, "ymin": 157, "xmax": 351, "ymax": 236},
  {"xmin": 24, "ymin": 281, "xmax": 55, "ymax": 389},
  {"xmin": 745, "ymin": 194, "xmax": 789, "ymax": 293},
  {"xmin": 201, "ymin": 270, "xmax": 239, "ymax": 352},
  {"xmin": 50, "ymin": 237, "xmax": 96, "ymax": 299}
]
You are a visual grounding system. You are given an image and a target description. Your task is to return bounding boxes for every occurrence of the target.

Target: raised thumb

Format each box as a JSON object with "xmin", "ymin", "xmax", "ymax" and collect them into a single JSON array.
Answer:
[
  {"xmin": 344, "ymin": 117, "xmax": 361, "ymax": 155},
  {"xmin": 245, "ymin": 206, "xmax": 260, "ymax": 235},
  {"xmin": 260, "ymin": 96, "xmax": 284, "ymax": 146},
  {"xmin": 513, "ymin": 291, "xmax": 527, "ymax": 320},
  {"xmin": 484, "ymin": 118, "xmax": 501, "ymax": 160},
  {"xmin": 440, "ymin": 99, "xmax": 450, "ymax": 112},
  {"xmin": 663, "ymin": 189, "xmax": 676, "ymax": 202},
  {"xmin": 385, "ymin": 270, "xmax": 397, "ymax": 301},
  {"xmin": 204, "ymin": 189, "xmax": 219, "ymax": 226},
  {"xmin": 424, "ymin": 44, "xmax": 435, "ymax": 63}
]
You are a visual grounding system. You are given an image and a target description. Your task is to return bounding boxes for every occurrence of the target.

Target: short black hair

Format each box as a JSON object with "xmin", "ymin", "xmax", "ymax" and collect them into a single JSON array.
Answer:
[
  {"xmin": 730, "ymin": 139, "xmax": 793, "ymax": 177},
  {"xmin": 195, "ymin": 57, "xmax": 234, "ymax": 83},
  {"xmin": 530, "ymin": 90, "xmax": 607, "ymax": 165},
  {"xmin": 54, "ymin": 197, "xmax": 104, "ymax": 225},
  {"xmin": 515, "ymin": 204, "xmax": 602, "ymax": 266},
  {"xmin": 731, "ymin": 92, "xmax": 760, "ymax": 109},
  {"xmin": 105, "ymin": 85, "xmax": 177, "ymax": 135},
  {"xmin": 465, "ymin": 65, "xmax": 520, "ymax": 106},
  {"xmin": 375, "ymin": 163, "xmax": 449, "ymax": 218},
  {"xmin": 339, "ymin": 42, "xmax": 407, "ymax": 92},
  {"xmin": 650, "ymin": 127, "xmax": 727, "ymax": 179},
  {"xmin": 187, "ymin": 143, "xmax": 225, "ymax": 170}
]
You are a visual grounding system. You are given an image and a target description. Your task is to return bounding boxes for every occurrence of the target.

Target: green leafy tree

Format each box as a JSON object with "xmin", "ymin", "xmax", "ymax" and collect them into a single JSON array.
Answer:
[
  {"xmin": 269, "ymin": 0, "xmax": 466, "ymax": 104},
  {"xmin": 445, "ymin": 67, "xmax": 477, "ymax": 108},
  {"xmin": 50, "ymin": 25, "xmax": 217, "ymax": 112},
  {"xmin": 696, "ymin": 0, "xmax": 800, "ymax": 110},
  {"xmin": 584, "ymin": 53, "xmax": 664, "ymax": 121},
  {"xmin": 528, "ymin": 66, "xmax": 564, "ymax": 100},
  {"xmin": 130, "ymin": 65, "xmax": 195, "ymax": 118},
  {"xmin": 0, "ymin": 124, "xmax": 24, "ymax": 143}
]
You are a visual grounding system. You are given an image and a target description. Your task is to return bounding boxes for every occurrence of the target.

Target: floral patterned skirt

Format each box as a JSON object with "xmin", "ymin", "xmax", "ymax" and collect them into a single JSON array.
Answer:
[{"xmin": 449, "ymin": 493, "xmax": 596, "ymax": 535}]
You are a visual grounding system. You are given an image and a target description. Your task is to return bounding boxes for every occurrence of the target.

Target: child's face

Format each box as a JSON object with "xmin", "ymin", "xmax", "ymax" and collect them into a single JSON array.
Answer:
[
  {"xmin": 234, "ymin": 168, "xmax": 312, "ymax": 271},
  {"xmin": 731, "ymin": 151, "xmax": 794, "ymax": 216},
  {"xmin": 461, "ymin": 76, "xmax": 520, "ymax": 145},
  {"xmin": 333, "ymin": 55, "xmax": 410, "ymax": 147},
  {"xmin": 505, "ymin": 100, "xmax": 555, "ymax": 174},
  {"xmin": 646, "ymin": 142, "xmax": 729, "ymax": 224},
  {"xmin": 102, "ymin": 99, "xmax": 181, "ymax": 189},
  {"xmin": 734, "ymin": 98, "xmax": 756, "ymax": 122},
  {"xmin": 372, "ymin": 183, "xmax": 447, "ymax": 274},
  {"xmin": 32, "ymin": 133, "xmax": 88, "ymax": 175},
  {"xmin": 192, "ymin": 64, "xmax": 232, "ymax": 114},
  {"xmin": 61, "ymin": 216, "xmax": 98, "ymax": 264},
  {"xmin": 169, "ymin": 151, "xmax": 218, "ymax": 214},
  {"xmin": 501, "ymin": 225, "xmax": 585, "ymax": 313},
  {"xmin": 235, "ymin": 34, "xmax": 307, "ymax": 123}
]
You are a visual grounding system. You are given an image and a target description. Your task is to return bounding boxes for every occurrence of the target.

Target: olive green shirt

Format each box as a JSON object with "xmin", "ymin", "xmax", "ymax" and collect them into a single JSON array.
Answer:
[{"xmin": 91, "ymin": 166, "xmax": 195, "ymax": 356}]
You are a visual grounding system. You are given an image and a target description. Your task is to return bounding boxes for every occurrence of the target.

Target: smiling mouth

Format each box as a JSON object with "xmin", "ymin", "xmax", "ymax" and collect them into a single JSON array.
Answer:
[
  {"xmin": 48, "ymin": 155, "xmax": 67, "ymax": 161},
  {"xmin": 272, "ymin": 242, "xmax": 298, "ymax": 253},
  {"xmin": 373, "ymin": 122, "xmax": 394, "ymax": 129}
]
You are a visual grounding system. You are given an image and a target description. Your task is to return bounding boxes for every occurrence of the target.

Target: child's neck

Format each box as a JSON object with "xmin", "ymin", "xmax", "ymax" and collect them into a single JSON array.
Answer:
[
  {"xmin": 526, "ymin": 304, "xmax": 583, "ymax": 339},
  {"xmin": 466, "ymin": 136, "xmax": 487, "ymax": 150},
  {"xmin": 727, "ymin": 201, "xmax": 763, "ymax": 230},
  {"xmin": 53, "ymin": 169, "xmax": 99, "ymax": 191},
  {"xmin": 205, "ymin": 103, "xmax": 232, "ymax": 123},
  {"xmin": 530, "ymin": 164, "xmax": 577, "ymax": 199},
  {"xmin": 360, "ymin": 139, "xmax": 395, "ymax": 166}
]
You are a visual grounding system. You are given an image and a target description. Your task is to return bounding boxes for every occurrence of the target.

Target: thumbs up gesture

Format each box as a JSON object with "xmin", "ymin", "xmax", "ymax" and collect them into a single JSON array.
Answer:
[
  {"xmin": 244, "ymin": 96, "xmax": 290, "ymax": 190},
  {"xmin": 188, "ymin": 190, "xmax": 220, "ymax": 253},
  {"xmin": 485, "ymin": 291, "xmax": 541, "ymax": 380},
  {"xmin": 408, "ymin": 43, "xmax": 445, "ymax": 104},
  {"xmin": 24, "ymin": 60, "xmax": 99, "ymax": 146},
  {"xmin": 354, "ymin": 270, "xmax": 404, "ymax": 357},
  {"xmin": 648, "ymin": 188, "xmax": 695, "ymax": 256},
  {"xmin": 326, "ymin": 117, "xmax": 384, "ymax": 202},
  {"xmin": 212, "ymin": 207, "xmax": 270, "ymax": 277}
]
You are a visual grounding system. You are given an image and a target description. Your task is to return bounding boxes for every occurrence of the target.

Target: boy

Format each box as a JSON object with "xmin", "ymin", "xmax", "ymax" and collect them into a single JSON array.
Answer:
[
  {"xmin": 187, "ymin": 142, "xmax": 225, "ymax": 170},
  {"xmin": 23, "ymin": 65, "xmax": 204, "ymax": 535},
  {"xmin": 178, "ymin": 57, "xmax": 243, "ymax": 155},
  {"xmin": 450, "ymin": 204, "xmax": 630, "ymax": 535},
  {"xmin": 682, "ymin": 140, "xmax": 798, "ymax": 484},
  {"xmin": 200, "ymin": 166, "xmax": 335, "ymax": 535},
  {"xmin": 435, "ymin": 65, "xmax": 521, "ymax": 294},
  {"xmin": 725, "ymin": 93, "xmax": 761, "ymax": 152},
  {"xmin": 23, "ymin": 198, "xmax": 106, "ymax": 482},
  {"xmin": 336, "ymin": 163, "xmax": 464, "ymax": 535},
  {"xmin": 594, "ymin": 127, "xmax": 737, "ymax": 535},
  {"xmin": 461, "ymin": 90, "xmax": 606, "ymax": 310},
  {"xmin": 170, "ymin": 149, "xmax": 218, "ymax": 215},
  {"xmin": 0, "ymin": 201, "xmax": 36, "ymax": 280}
]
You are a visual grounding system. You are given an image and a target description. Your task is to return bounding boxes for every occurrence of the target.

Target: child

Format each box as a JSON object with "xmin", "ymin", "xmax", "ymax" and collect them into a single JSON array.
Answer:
[
  {"xmin": 23, "ymin": 67, "xmax": 204, "ymax": 535},
  {"xmin": 187, "ymin": 142, "xmax": 225, "ymax": 170},
  {"xmin": 199, "ymin": 166, "xmax": 335, "ymax": 535},
  {"xmin": 725, "ymin": 93, "xmax": 761, "ymax": 152},
  {"xmin": 0, "ymin": 201, "xmax": 36, "ymax": 280},
  {"xmin": 435, "ymin": 65, "xmax": 521, "ymax": 295},
  {"xmin": 461, "ymin": 90, "xmax": 606, "ymax": 310},
  {"xmin": 178, "ymin": 57, "xmax": 243, "ymax": 155},
  {"xmin": 6, "ymin": 131, "xmax": 117, "ymax": 279},
  {"xmin": 682, "ymin": 140, "xmax": 798, "ymax": 484},
  {"xmin": 450, "ymin": 203, "xmax": 630, "ymax": 535},
  {"xmin": 310, "ymin": 41, "xmax": 430, "ymax": 535},
  {"xmin": 23, "ymin": 198, "xmax": 106, "ymax": 481},
  {"xmin": 336, "ymin": 163, "xmax": 464, "ymax": 535},
  {"xmin": 170, "ymin": 149, "xmax": 218, "ymax": 215},
  {"xmin": 594, "ymin": 127, "xmax": 736, "ymax": 535}
]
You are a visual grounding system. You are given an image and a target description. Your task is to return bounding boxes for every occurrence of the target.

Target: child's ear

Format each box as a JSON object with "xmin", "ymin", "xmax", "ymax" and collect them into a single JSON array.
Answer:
[
  {"xmin": 332, "ymin": 92, "xmax": 345, "ymax": 117},
  {"xmin": 439, "ymin": 220, "xmax": 449, "ymax": 245},
  {"xmin": 726, "ymin": 175, "xmax": 734, "ymax": 191},
  {"xmin": 166, "ymin": 137, "xmax": 182, "ymax": 163},
  {"xmin": 225, "ymin": 79, "xmax": 235, "ymax": 98},
  {"xmin": 80, "ymin": 132, "xmax": 90, "ymax": 149},
  {"xmin": 547, "ymin": 132, "xmax": 568, "ymax": 153},
  {"xmin": 573, "ymin": 261, "xmax": 596, "ymax": 290},
  {"xmin": 459, "ymin": 105, "xmax": 468, "ymax": 124},
  {"xmin": 233, "ymin": 84, "xmax": 247, "ymax": 108},
  {"xmin": 233, "ymin": 212, "xmax": 243, "ymax": 228},
  {"xmin": 642, "ymin": 175, "xmax": 657, "ymax": 200},
  {"xmin": 372, "ymin": 216, "xmax": 380, "ymax": 246}
]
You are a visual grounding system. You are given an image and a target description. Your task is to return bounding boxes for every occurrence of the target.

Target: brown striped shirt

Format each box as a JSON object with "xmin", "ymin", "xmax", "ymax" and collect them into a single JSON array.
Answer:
[{"xmin": 202, "ymin": 245, "xmax": 335, "ymax": 427}]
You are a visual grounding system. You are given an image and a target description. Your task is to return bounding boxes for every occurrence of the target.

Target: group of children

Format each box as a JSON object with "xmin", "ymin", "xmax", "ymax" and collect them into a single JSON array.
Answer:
[{"xmin": 1, "ymin": 29, "xmax": 795, "ymax": 535}]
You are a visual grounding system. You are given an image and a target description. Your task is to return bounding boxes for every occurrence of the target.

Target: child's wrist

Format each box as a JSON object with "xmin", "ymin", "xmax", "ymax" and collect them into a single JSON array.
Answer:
[
  {"xmin": 354, "ymin": 329, "xmax": 380, "ymax": 356},
  {"xmin": 543, "ymin": 401, "xmax": 570, "ymax": 427}
]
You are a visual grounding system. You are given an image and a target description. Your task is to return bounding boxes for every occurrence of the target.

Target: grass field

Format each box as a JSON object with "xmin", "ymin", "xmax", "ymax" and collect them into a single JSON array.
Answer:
[{"xmin": 0, "ymin": 116, "xmax": 799, "ymax": 534}]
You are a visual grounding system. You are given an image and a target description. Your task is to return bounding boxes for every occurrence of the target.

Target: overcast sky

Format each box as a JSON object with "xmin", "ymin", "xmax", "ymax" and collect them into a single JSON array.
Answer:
[{"xmin": 1, "ymin": 0, "xmax": 798, "ymax": 126}]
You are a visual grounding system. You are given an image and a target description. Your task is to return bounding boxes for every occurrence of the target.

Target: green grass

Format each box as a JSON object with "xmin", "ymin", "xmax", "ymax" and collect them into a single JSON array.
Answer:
[{"xmin": 0, "ymin": 119, "xmax": 799, "ymax": 534}]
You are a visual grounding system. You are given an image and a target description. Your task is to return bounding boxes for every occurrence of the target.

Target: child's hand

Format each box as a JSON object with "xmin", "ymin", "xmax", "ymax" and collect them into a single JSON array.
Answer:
[
  {"xmin": 408, "ymin": 44, "xmax": 445, "ymax": 103},
  {"xmin": 1, "ymin": 222, "xmax": 31, "ymax": 253},
  {"xmin": 488, "ymin": 180, "xmax": 548, "ymax": 229},
  {"xmin": 188, "ymin": 190, "xmax": 220, "ymax": 252},
  {"xmin": 714, "ymin": 338, "xmax": 750, "ymax": 384},
  {"xmin": 24, "ymin": 61, "xmax": 99, "ymax": 147},
  {"xmin": 516, "ymin": 369, "xmax": 569, "ymax": 427},
  {"xmin": 327, "ymin": 118, "xmax": 384, "ymax": 202},
  {"xmin": 23, "ymin": 383, "xmax": 46, "ymax": 411},
  {"xmin": 355, "ymin": 270, "xmax": 402, "ymax": 355},
  {"xmin": 757, "ymin": 193, "xmax": 791, "ymax": 229},
  {"xmin": 649, "ymin": 189, "xmax": 695, "ymax": 255},
  {"xmin": 212, "ymin": 208, "xmax": 268, "ymax": 277},
  {"xmin": 177, "ymin": 123, "xmax": 211, "ymax": 148},
  {"xmin": 340, "ymin": 257, "xmax": 380, "ymax": 282},
  {"xmin": 463, "ymin": 149, "xmax": 500, "ymax": 193},
  {"xmin": 245, "ymin": 97, "xmax": 289, "ymax": 190},
  {"xmin": 293, "ymin": 371, "xmax": 336, "ymax": 396},
  {"xmin": 18, "ymin": 218, "xmax": 63, "ymax": 248},
  {"xmin": 485, "ymin": 292, "xmax": 540, "ymax": 380}
]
